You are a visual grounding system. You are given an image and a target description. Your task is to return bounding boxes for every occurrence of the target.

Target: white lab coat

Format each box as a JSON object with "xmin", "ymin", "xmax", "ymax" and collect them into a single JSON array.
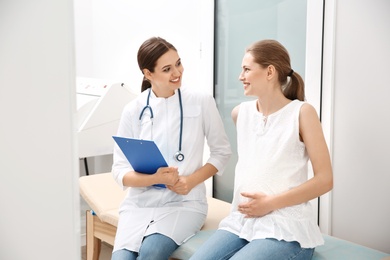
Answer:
[{"xmin": 112, "ymin": 87, "xmax": 231, "ymax": 253}]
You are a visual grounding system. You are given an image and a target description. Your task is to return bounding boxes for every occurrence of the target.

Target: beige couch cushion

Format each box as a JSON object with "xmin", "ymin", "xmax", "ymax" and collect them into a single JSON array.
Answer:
[
  {"xmin": 203, "ymin": 197, "xmax": 231, "ymax": 230},
  {"xmin": 79, "ymin": 173, "xmax": 126, "ymax": 221},
  {"xmin": 79, "ymin": 172, "xmax": 231, "ymax": 230}
]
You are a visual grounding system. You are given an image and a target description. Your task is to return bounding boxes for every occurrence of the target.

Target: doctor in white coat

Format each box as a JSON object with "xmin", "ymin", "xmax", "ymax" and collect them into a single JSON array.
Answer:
[{"xmin": 111, "ymin": 37, "xmax": 232, "ymax": 260}]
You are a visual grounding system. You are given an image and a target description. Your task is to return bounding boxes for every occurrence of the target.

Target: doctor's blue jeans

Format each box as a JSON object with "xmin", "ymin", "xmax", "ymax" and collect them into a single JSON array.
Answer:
[
  {"xmin": 189, "ymin": 229, "xmax": 314, "ymax": 260},
  {"xmin": 111, "ymin": 233, "xmax": 178, "ymax": 260}
]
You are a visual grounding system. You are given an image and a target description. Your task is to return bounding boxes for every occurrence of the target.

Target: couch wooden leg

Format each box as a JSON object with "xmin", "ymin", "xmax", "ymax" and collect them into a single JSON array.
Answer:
[{"xmin": 86, "ymin": 210, "xmax": 101, "ymax": 260}]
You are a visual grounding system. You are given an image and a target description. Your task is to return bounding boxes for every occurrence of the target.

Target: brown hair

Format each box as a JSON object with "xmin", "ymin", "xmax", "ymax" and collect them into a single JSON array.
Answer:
[
  {"xmin": 137, "ymin": 37, "xmax": 177, "ymax": 92},
  {"xmin": 246, "ymin": 39, "xmax": 305, "ymax": 101}
]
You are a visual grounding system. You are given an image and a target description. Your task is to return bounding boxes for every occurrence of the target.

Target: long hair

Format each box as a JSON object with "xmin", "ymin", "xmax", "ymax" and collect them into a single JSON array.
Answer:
[
  {"xmin": 137, "ymin": 37, "xmax": 177, "ymax": 92},
  {"xmin": 246, "ymin": 39, "xmax": 305, "ymax": 101}
]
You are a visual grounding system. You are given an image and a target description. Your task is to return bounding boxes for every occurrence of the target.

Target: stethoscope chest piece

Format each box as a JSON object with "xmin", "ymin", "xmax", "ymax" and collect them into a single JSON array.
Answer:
[{"xmin": 174, "ymin": 151, "xmax": 185, "ymax": 162}]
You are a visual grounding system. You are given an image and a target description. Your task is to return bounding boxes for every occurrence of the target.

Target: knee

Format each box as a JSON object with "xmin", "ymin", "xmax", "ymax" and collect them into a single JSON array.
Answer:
[
  {"xmin": 138, "ymin": 233, "xmax": 178, "ymax": 259},
  {"xmin": 138, "ymin": 247, "xmax": 168, "ymax": 260},
  {"xmin": 111, "ymin": 249, "xmax": 136, "ymax": 260}
]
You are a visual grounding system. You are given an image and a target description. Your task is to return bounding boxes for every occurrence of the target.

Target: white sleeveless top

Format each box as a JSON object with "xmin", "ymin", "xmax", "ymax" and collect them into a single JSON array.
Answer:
[{"xmin": 219, "ymin": 99, "xmax": 324, "ymax": 248}]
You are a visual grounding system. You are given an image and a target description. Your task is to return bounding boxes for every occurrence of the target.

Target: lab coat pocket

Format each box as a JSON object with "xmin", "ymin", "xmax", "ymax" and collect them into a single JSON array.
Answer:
[{"xmin": 183, "ymin": 105, "xmax": 201, "ymax": 118}]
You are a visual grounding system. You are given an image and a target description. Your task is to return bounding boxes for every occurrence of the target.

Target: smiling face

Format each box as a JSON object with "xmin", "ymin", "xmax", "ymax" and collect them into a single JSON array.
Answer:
[
  {"xmin": 143, "ymin": 49, "xmax": 184, "ymax": 98},
  {"xmin": 238, "ymin": 52, "xmax": 270, "ymax": 97}
]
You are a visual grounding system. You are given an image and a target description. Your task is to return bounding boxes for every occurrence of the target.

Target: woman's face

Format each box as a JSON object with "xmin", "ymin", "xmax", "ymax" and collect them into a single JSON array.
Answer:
[
  {"xmin": 147, "ymin": 49, "xmax": 184, "ymax": 97},
  {"xmin": 238, "ymin": 52, "xmax": 268, "ymax": 97}
]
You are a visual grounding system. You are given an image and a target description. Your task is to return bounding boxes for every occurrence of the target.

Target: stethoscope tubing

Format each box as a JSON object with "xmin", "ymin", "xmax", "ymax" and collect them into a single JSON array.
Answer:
[
  {"xmin": 139, "ymin": 89, "xmax": 154, "ymax": 120},
  {"xmin": 177, "ymin": 89, "xmax": 183, "ymax": 152},
  {"xmin": 139, "ymin": 88, "xmax": 184, "ymax": 162}
]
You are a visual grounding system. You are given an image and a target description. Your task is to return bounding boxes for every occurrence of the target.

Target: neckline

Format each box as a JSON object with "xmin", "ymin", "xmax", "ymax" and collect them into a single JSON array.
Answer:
[
  {"xmin": 149, "ymin": 88, "xmax": 178, "ymax": 101},
  {"xmin": 254, "ymin": 99, "xmax": 297, "ymax": 119},
  {"xmin": 252, "ymin": 100, "xmax": 298, "ymax": 136}
]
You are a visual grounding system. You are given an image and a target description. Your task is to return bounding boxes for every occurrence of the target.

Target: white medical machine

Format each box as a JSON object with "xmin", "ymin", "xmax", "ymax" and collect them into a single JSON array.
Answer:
[{"xmin": 76, "ymin": 77, "xmax": 138, "ymax": 161}]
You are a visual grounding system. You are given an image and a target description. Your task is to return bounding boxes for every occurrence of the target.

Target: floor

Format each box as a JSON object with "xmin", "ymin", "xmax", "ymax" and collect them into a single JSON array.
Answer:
[{"xmin": 81, "ymin": 242, "xmax": 113, "ymax": 260}]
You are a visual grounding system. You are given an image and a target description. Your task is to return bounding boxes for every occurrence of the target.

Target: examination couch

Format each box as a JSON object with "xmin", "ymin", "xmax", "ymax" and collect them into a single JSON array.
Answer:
[{"xmin": 79, "ymin": 173, "xmax": 390, "ymax": 260}]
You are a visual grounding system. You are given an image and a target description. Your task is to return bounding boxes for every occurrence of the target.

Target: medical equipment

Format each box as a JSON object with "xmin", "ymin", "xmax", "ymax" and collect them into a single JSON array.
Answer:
[
  {"xmin": 139, "ymin": 88, "xmax": 184, "ymax": 162},
  {"xmin": 77, "ymin": 77, "xmax": 138, "ymax": 159}
]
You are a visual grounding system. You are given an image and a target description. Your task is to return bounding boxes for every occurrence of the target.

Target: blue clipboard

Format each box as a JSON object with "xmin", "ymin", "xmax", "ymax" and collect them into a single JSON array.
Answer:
[{"xmin": 112, "ymin": 136, "xmax": 168, "ymax": 188}]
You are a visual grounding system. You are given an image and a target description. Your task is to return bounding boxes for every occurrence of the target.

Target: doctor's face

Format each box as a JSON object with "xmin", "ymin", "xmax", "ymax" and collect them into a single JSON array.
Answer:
[{"xmin": 147, "ymin": 49, "xmax": 184, "ymax": 98}]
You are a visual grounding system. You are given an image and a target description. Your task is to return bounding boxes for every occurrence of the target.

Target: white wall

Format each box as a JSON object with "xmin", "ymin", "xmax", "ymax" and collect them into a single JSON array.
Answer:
[
  {"xmin": 0, "ymin": 1, "xmax": 79, "ymax": 259},
  {"xmin": 323, "ymin": 0, "xmax": 390, "ymax": 253},
  {"xmin": 74, "ymin": 0, "xmax": 214, "ymax": 96}
]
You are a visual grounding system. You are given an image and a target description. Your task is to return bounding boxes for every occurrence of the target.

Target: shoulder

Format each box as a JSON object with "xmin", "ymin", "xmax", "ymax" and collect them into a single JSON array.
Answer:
[
  {"xmin": 236, "ymin": 99, "xmax": 256, "ymax": 112},
  {"xmin": 231, "ymin": 104, "xmax": 240, "ymax": 124},
  {"xmin": 298, "ymin": 102, "xmax": 321, "ymax": 133},
  {"xmin": 299, "ymin": 102, "xmax": 318, "ymax": 119},
  {"xmin": 180, "ymin": 87, "xmax": 214, "ymax": 105},
  {"xmin": 180, "ymin": 86, "xmax": 209, "ymax": 97},
  {"xmin": 231, "ymin": 100, "xmax": 256, "ymax": 124}
]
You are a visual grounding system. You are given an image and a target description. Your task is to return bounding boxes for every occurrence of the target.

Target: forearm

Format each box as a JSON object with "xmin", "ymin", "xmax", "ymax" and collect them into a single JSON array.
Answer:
[
  {"xmin": 122, "ymin": 171, "xmax": 160, "ymax": 187},
  {"xmin": 122, "ymin": 166, "xmax": 179, "ymax": 188},
  {"xmin": 186, "ymin": 163, "xmax": 218, "ymax": 189},
  {"xmin": 271, "ymin": 172, "xmax": 333, "ymax": 211}
]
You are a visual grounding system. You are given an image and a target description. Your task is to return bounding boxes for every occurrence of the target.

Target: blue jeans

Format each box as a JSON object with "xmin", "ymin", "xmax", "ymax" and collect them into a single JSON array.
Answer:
[
  {"xmin": 189, "ymin": 230, "xmax": 314, "ymax": 260},
  {"xmin": 111, "ymin": 233, "xmax": 179, "ymax": 260}
]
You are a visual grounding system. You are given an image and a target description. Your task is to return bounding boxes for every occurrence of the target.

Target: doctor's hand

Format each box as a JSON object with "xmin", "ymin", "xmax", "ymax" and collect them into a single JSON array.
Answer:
[
  {"xmin": 155, "ymin": 167, "xmax": 179, "ymax": 186},
  {"xmin": 167, "ymin": 176, "xmax": 193, "ymax": 195},
  {"xmin": 237, "ymin": 192, "xmax": 274, "ymax": 218}
]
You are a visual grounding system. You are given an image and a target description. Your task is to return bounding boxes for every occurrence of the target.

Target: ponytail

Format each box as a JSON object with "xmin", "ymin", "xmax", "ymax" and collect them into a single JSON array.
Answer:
[
  {"xmin": 283, "ymin": 71, "xmax": 305, "ymax": 101},
  {"xmin": 141, "ymin": 77, "xmax": 151, "ymax": 92}
]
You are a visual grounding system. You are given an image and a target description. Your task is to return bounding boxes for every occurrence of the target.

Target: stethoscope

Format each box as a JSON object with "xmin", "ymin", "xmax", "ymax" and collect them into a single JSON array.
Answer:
[{"xmin": 139, "ymin": 88, "xmax": 185, "ymax": 162}]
